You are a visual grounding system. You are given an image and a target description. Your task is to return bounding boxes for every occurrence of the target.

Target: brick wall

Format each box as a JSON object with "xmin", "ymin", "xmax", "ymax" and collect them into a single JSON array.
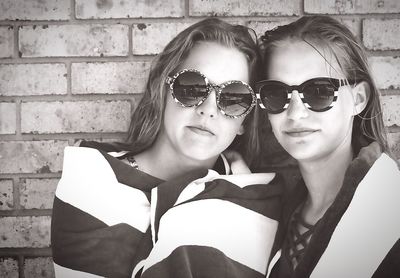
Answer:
[{"xmin": 0, "ymin": 0, "xmax": 399, "ymax": 276}]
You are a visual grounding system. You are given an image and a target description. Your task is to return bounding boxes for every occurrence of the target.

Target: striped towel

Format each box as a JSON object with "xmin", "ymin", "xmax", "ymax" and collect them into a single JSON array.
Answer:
[{"xmin": 51, "ymin": 146, "xmax": 283, "ymax": 278}]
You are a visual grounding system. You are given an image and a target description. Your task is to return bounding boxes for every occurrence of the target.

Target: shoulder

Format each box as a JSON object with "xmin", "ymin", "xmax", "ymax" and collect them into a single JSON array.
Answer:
[
  {"xmin": 365, "ymin": 152, "xmax": 400, "ymax": 181},
  {"xmin": 60, "ymin": 146, "xmax": 117, "ymax": 183}
]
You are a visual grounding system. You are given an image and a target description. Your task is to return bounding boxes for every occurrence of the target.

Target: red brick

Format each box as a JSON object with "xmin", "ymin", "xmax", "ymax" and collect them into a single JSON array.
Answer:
[
  {"xmin": 0, "ymin": 0, "xmax": 70, "ymax": 20},
  {"xmin": 0, "ymin": 64, "xmax": 67, "ymax": 96},
  {"xmin": 388, "ymin": 132, "xmax": 400, "ymax": 160},
  {"xmin": 0, "ymin": 140, "xmax": 67, "ymax": 174},
  {"xmin": 0, "ymin": 180, "xmax": 13, "ymax": 210},
  {"xmin": 0, "ymin": 258, "xmax": 18, "ymax": 278},
  {"xmin": 21, "ymin": 100, "xmax": 131, "ymax": 134},
  {"xmin": 381, "ymin": 95, "xmax": 400, "ymax": 128},
  {"xmin": 370, "ymin": 57, "xmax": 400, "ymax": 90},
  {"xmin": 20, "ymin": 178, "xmax": 58, "ymax": 209},
  {"xmin": 189, "ymin": 0, "xmax": 300, "ymax": 16},
  {"xmin": 19, "ymin": 24, "xmax": 129, "ymax": 57},
  {"xmin": 71, "ymin": 62, "xmax": 151, "ymax": 94},
  {"xmin": 132, "ymin": 22, "xmax": 191, "ymax": 55},
  {"xmin": 0, "ymin": 102, "xmax": 16, "ymax": 134},
  {"xmin": 0, "ymin": 216, "xmax": 51, "ymax": 248},
  {"xmin": 75, "ymin": 0, "xmax": 183, "ymax": 19},
  {"xmin": 363, "ymin": 19, "xmax": 400, "ymax": 51},
  {"xmin": 24, "ymin": 257, "xmax": 54, "ymax": 278},
  {"xmin": 0, "ymin": 26, "xmax": 13, "ymax": 58},
  {"xmin": 305, "ymin": 0, "xmax": 400, "ymax": 14}
]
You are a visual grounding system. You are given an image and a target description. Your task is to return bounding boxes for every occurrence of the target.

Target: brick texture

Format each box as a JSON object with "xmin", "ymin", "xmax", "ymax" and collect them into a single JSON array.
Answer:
[
  {"xmin": 190, "ymin": 0, "xmax": 301, "ymax": 16},
  {"xmin": 20, "ymin": 178, "xmax": 59, "ymax": 209},
  {"xmin": 0, "ymin": 102, "xmax": 16, "ymax": 134},
  {"xmin": 388, "ymin": 132, "xmax": 400, "ymax": 160},
  {"xmin": 0, "ymin": 64, "xmax": 67, "ymax": 96},
  {"xmin": 363, "ymin": 19, "xmax": 400, "ymax": 51},
  {"xmin": 71, "ymin": 62, "xmax": 151, "ymax": 94},
  {"xmin": 0, "ymin": 258, "xmax": 18, "ymax": 278},
  {"xmin": 0, "ymin": 216, "xmax": 51, "ymax": 248},
  {"xmin": 132, "ymin": 22, "xmax": 192, "ymax": 55},
  {"xmin": 24, "ymin": 257, "xmax": 54, "ymax": 278},
  {"xmin": 19, "ymin": 25, "xmax": 129, "ymax": 57},
  {"xmin": 0, "ymin": 26, "xmax": 13, "ymax": 58},
  {"xmin": 305, "ymin": 0, "xmax": 400, "ymax": 14},
  {"xmin": 370, "ymin": 57, "xmax": 400, "ymax": 90},
  {"xmin": 0, "ymin": 141, "xmax": 67, "ymax": 174},
  {"xmin": 0, "ymin": 0, "xmax": 399, "ymax": 274},
  {"xmin": 0, "ymin": 0, "xmax": 70, "ymax": 21},
  {"xmin": 75, "ymin": 0, "xmax": 184, "ymax": 19},
  {"xmin": 381, "ymin": 95, "xmax": 400, "ymax": 128},
  {"xmin": 21, "ymin": 100, "xmax": 131, "ymax": 134},
  {"xmin": 0, "ymin": 180, "xmax": 13, "ymax": 210}
]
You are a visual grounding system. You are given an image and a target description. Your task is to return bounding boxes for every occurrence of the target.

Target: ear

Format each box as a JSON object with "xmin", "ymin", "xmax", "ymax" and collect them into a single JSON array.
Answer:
[
  {"xmin": 237, "ymin": 124, "xmax": 245, "ymax": 135},
  {"xmin": 352, "ymin": 81, "xmax": 370, "ymax": 116}
]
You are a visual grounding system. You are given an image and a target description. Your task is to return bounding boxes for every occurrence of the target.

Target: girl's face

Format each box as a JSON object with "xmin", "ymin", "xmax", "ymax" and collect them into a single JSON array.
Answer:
[
  {"xmin": 266, "ymin": 40, "xmax": 358, "ymax": 163},
  {"xmin": 157, "ymin": 41, "xmax": 249, "ymax": 163}
]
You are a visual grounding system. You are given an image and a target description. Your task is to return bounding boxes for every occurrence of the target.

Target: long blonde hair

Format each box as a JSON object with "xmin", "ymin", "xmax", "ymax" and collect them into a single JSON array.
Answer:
[
  {"xmin": 120, "ymin": 18, "xmax": 261, "ymax": 164},
  {"xmin": 260, "ymin": 15, "xmax": 388, "ymax": 153}
]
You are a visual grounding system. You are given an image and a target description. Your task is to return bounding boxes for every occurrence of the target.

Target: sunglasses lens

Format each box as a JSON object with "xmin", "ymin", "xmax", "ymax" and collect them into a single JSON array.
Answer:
[
  {"xmin": 219, "ymin": 83, "xmax": 254, "ymax": 116},
  {"xmin": 259, "ymin": 83, "xmax": 288, "ymax": 113},
  {"xmin": 172, "ymin": 71, "xmax": 208, "ymax": 106},
  {"xmin": 303, "ymin": 81, "xmax": 336, "ymax": 111}
]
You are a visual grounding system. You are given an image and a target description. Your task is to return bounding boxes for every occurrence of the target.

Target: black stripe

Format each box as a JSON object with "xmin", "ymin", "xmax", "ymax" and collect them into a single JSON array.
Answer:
[
  {"xmin": 51, "ymin": 197, "xmax": 152, "ymax": 278},
  {"xmin": 141, "ymin": 245, "xmax": 265, "ymax": 278}
]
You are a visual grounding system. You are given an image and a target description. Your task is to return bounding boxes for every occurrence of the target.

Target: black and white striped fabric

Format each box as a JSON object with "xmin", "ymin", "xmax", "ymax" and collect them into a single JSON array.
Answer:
[
  {"xmin": 51, "ymin": 146, "xmax": 283, "ymax": 278},
  {"xmin": 268, "ymin": 143, "xmax": 400, "ymax": 278}
]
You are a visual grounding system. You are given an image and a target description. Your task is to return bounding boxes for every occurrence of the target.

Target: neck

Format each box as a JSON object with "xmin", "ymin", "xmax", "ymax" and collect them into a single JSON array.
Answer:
[
  {"xmin": 135, "ymin": 142, "xmax": 217, "ymax": 181},
  {"xmin": 298, "ymin": 142, "xmax": 354, "ymax": 224}
]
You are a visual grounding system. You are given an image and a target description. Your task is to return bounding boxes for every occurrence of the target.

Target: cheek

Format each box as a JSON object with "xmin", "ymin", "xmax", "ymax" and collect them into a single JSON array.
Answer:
[
  {"xmin": 226, "ymin": 117, "xmax": 245, "ymax": 136},
  {"xmin": 268, "ymin": 114, "xmax": 283, "ymax": 136}
]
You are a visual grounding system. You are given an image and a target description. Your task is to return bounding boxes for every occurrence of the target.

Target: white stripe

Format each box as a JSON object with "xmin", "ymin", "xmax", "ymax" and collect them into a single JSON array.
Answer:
[
  {"xmin": 220, "ymin": 153, "xmax": 231, "ymax": 174},
  {"xmin": 221, "ymin": 172, "xmax": 276, "ymax": 188},
  {"xmin": 150, "ymin": 187, "xmax": 158, "ymax": 245},
  {"xmin": 54, "ymin": 262, "xmax": 103, "ymax": 278},
  {"xmin": 132, "ymin": 259, "xmax": 146, "ymax": 278},
  {"xmin": 174, "ymin": 170, "xmax": 276, "ymax": 206},
  {"xmin": 174, "ymin": 170, "xmax": 212, "ymax": 206},
  {"xmin": 267, "ymin": 249, "xmax": 281, "ymax": 278},
  {"xmin": 142, "ymin": 199, "xmax": 278, "ymax": 274},
  {"xmin": 312, "ymin": 154, "xmax": 400, "ymax": 277},
  {"xmin": 55, "ymin": 146, "xmax": 150, "ymax": 232},
  {"xmin": 107, "ymin": 150, "xmax": 129, "ymax": 158}
]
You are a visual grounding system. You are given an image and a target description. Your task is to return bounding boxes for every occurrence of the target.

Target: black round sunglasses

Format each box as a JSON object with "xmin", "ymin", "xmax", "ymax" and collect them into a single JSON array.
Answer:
[{"xmin": 255, "ymin": 77, "xmax": 358, "ymax": 114}]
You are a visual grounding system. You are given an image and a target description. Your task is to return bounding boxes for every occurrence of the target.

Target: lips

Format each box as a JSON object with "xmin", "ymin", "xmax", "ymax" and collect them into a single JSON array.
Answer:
[
  {"xmin": 187, "ymin": 125, "xmax": 215, "ymax": 136},
  {"xmin": 284, "ymin": 127, "xmax": 318, "ymax": 137}
]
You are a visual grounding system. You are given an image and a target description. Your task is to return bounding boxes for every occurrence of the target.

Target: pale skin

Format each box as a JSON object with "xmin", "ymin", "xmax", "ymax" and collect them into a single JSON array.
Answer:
[
  {"xmin": 133, "ymin": 42, "xmax": 256, "ymax": 180},
  {"xmin": 266, "ymin": 40, "xmax": 370, "ymax": 226}
]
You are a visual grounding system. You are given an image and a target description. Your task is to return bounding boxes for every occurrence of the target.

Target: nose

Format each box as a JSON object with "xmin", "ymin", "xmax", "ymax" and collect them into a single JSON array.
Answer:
[
  {"xmin": 286, "ymin": 90, "xmax": 309, "ymax": 120},
  {"xmin": 196, "ymin": 89, "xmax": 218, "ymax": 118}
]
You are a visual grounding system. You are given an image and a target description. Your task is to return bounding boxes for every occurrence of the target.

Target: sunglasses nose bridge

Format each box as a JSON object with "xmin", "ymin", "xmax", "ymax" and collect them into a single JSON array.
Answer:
[
  {"xmin": 196, "ymin": 89, "xmax": 219, "ymax": 117},
  {"xmin": 286, "ymin": 89, "xmax": 310, "ymax": 118}
]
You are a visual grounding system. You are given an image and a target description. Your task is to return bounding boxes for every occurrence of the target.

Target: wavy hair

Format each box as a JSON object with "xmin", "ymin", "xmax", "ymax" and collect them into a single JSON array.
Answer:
[
  {"xmin": 259, "ymin": 15, "xmax": 389, "ymax": 153},
  {"xmin": 119, "ymin": 18, "xmax": 261, "ymax": 164}
]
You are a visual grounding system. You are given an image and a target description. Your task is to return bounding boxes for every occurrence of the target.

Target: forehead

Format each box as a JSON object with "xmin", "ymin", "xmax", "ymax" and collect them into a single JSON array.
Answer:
[
  {"xmin": 266, "ymin": 40, "xmax": 343, "ymax": 85},
  {"xmin": 178, "ymin": 41, "xmax": 250, "ymax": 84}
]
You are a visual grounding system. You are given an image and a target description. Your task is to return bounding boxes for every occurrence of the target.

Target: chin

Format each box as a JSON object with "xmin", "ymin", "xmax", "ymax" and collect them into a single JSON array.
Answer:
[
  {"xmin": 283, "ymin": 144, "xmax": 319, "ymax": 162},
  {"xmin": 183, "ymin": 149, "xmax": 217, "ymax": 163}
]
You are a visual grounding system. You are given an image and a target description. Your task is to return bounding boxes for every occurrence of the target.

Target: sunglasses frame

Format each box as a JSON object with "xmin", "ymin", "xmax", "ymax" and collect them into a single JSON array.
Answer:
[
  {"xmin": 166, "ymin": 69, "xmax": 257, "ymax": 119},
  {"xmin": 255, "ymin": 77, "xmax": 356, "ymax": 114}
]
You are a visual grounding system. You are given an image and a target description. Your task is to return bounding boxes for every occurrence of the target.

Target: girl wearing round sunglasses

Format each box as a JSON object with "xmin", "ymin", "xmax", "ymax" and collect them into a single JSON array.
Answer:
[
  {"xmin": 52, "ymin": 18, "xmax": 282, "ymax": 278},
  {"xmin": 257, "ymin": 16, "xmax": 400, "ymax": 277}
]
